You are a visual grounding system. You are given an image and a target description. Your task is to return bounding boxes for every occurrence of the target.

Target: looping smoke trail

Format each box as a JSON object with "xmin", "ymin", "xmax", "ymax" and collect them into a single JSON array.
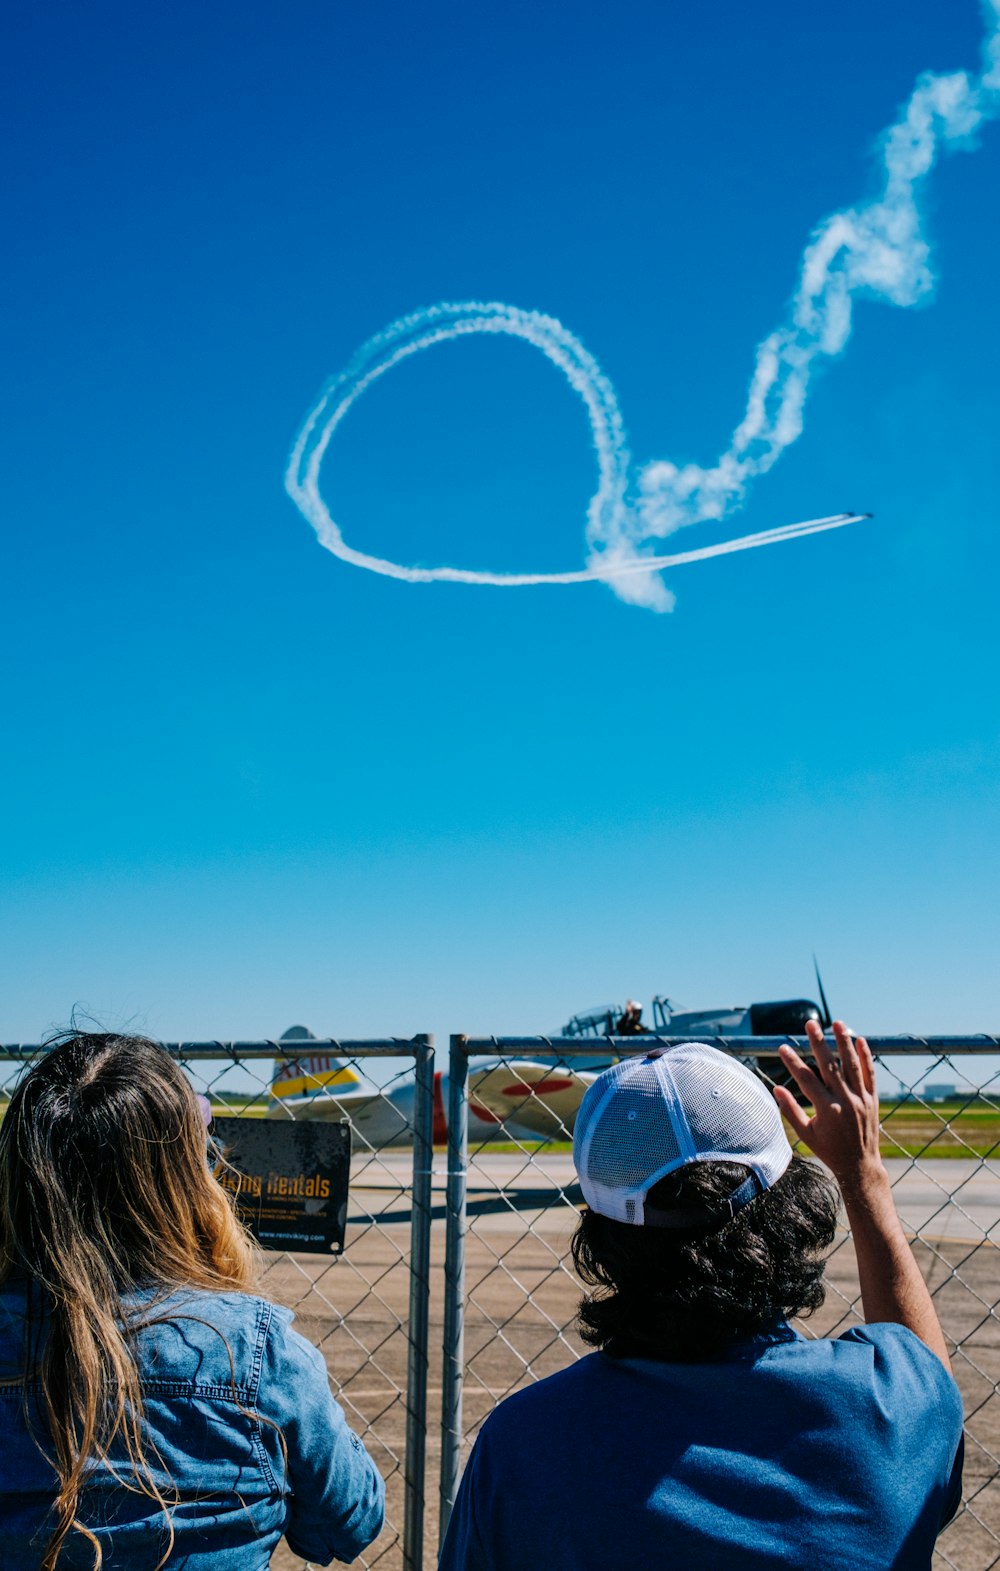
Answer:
[
  {"xmin": 286, "ymin": 302, "xmax": 633, "ymax": 585},
  {"xmin": 632, "ymin": 0, "xmax": 1000, "ymax": 604},
  {"xmin": 287, "ymin": 2, "xmax": 999, "ymax": 612}
]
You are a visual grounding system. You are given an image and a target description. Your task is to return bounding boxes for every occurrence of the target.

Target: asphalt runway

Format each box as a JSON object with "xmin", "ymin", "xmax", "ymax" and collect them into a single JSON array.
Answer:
[
  {"xmin": 348, "ymin": 1156, "xmax": 998, "ymax": 1237},
  {"xmin": 264, "ymin": 1153, "xmax": 1000, "ymax": 1571}
]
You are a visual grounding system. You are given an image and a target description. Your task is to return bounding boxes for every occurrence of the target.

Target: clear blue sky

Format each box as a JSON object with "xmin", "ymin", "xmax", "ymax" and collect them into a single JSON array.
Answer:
[{"xmin": 2, "ymin": 1, "xmax": 998, "ymax": 1060}]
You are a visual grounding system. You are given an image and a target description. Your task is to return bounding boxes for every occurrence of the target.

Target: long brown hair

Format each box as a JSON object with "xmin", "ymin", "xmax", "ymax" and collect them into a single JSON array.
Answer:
[{"xmin": 0, "ymin": 1031, "xmax": 257, "ymax": 1569}]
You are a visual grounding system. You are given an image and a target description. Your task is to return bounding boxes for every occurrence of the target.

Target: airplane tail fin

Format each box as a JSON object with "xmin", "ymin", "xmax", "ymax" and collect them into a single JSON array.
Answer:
[{"xmin": 269, "ymin": 1025, "xmax": 363, "ymax": 1108}]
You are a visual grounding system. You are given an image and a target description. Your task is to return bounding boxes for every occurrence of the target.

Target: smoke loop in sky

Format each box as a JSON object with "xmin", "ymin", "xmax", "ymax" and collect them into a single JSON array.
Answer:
[{"xmin": 287, "ymin": 2, "xmax": 999, "ymax": 612}]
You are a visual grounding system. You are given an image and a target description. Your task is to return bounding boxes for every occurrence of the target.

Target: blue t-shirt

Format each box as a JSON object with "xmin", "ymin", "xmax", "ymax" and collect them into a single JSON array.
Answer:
[{"xmin": 439, "ymin": 1323, "xmax": 963, "ymax": 1571}]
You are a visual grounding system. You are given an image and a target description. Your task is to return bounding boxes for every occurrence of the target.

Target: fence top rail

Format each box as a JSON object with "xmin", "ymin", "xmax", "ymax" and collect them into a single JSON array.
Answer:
[
  {"xmin": 0, "ymin": 1037, "xmax": 433, "ymax": 1063},
  {"xmin": 456, "ymin": 1034, "xmax": 1000, "ymax": 1057}
]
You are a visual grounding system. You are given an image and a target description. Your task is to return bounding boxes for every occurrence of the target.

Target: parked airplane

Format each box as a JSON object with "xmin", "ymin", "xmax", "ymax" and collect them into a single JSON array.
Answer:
[
  {"xmin": 468, "ymin": 967, "xmax": 834, "ymax": 1140},
  {"xmin": 267, "ymin": 1026, "xmax": 534, "ymax": 1148}
]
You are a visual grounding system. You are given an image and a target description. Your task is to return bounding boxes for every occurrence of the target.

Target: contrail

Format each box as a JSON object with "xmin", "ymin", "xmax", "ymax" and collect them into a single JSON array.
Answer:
[{"xmin": 287, "ymin": 2, "xmax": 999, "ymax": 611}]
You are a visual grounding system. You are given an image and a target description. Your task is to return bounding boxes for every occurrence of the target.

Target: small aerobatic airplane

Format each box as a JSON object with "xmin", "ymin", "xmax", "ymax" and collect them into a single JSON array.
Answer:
[
  {"xmin": 267, "ymin": 1025, "xmax": 535, "ymax": 1149},
  {"xmin": 468, "ymin": 966, "xmax": 834, "ymax": 1140}
]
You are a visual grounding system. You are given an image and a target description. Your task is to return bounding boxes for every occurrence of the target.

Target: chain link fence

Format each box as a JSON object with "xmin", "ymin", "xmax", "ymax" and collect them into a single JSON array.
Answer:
[
  {"xmin": 0, "ymin": 1037, "xmax": 435, "ymax": 1571},
  {"xmin": 3, "ymin": 1031, "xmax": 998, "ymax": 1568},
  {"xmin": 441, "ymin": 1035, "xmax": 1000, "ymax": 1570}
]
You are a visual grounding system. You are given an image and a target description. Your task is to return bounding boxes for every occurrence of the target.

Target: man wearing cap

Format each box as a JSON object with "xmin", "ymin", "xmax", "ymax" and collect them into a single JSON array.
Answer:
[{"xmin": 438, "ymin": 1021, "xmax": 963, "ymax": 1571}]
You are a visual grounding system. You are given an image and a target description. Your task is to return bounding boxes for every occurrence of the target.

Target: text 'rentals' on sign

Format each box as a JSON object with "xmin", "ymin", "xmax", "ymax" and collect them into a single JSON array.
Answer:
[{"xmin": 210, "ymin": 1117, "xmax": 351, "ymax": 1254}]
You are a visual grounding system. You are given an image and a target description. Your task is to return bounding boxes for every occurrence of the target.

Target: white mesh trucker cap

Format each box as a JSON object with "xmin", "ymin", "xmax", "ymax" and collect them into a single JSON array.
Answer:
[{"xmin": 573, "ymin": 1044, "xmax": 793, "ymax": 1230}]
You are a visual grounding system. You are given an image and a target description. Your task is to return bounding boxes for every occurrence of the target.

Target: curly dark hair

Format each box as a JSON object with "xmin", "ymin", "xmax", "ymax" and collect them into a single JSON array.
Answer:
[{"xmin": 572, "ymin": 1155, "xmax": 838, "ymax": 1361}]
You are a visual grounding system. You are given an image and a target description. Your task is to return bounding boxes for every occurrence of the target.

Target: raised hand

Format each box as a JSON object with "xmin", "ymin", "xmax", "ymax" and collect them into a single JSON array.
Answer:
[
  {"xmin": 774, "ymin": 1019, "xmax": 950, "ymax": 1368},
  {"xmin": 773, "ymin": 1019, "xmax": 883, "ymax": 1189}
]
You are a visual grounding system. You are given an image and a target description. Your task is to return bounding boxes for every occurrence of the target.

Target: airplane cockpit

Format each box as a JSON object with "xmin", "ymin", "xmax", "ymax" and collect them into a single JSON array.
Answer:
[{"xmin": 561, "ymin": 995, "xmax": 825, "ymax": 1041}]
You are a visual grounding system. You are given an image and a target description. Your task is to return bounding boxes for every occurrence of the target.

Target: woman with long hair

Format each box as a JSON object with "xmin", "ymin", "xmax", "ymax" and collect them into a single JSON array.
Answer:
[{"xmin": 0, "ymin": 1031, "xmax": 384, "ymax": 1569}]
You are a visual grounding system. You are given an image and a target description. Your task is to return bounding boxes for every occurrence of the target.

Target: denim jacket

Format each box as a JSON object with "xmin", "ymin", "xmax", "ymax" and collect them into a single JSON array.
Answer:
[{"xmin": 0, "ymin": 1280, "xmax": 385, "ymax": 1568}]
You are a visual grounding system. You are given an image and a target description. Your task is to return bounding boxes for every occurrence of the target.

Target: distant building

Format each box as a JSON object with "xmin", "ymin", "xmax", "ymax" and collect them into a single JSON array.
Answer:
[{"xmin": 923, "ymin": 1083, "xmax": 958, "ymax": 1102}]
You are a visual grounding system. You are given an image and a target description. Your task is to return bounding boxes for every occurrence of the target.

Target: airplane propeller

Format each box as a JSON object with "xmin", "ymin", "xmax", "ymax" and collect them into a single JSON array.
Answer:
[{"xmin": 813, "ymin": 955, "xmax": 833, "ymax": 1030}]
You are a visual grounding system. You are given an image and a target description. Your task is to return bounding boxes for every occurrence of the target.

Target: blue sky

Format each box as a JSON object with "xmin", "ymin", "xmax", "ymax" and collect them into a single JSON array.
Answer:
[{"xmin": 2, "ymin": 0, "xmax": 998, "ymax": 1059}]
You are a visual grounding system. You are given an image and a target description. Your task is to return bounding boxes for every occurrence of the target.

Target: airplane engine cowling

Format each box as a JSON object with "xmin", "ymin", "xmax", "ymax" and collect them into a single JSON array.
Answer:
[
  {"xmin": 748, "ymin": 999, "xmax": 824, "ymax": 1104},
  {"xmin": 749, "ymin": 999, "xmax": 823, "ymax": 1036}
]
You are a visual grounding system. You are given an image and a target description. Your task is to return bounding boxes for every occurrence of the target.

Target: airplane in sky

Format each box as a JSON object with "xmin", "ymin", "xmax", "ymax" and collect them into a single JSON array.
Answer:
[{"xmin": 468, "ymin": 968, "xmax": 834, "ymax": 1140}]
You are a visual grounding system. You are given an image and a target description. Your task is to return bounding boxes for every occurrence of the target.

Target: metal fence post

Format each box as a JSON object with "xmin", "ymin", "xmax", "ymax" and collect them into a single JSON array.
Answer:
[
  {"xmin": 403, "ymin": 1033, "xmax": 435, "ymax": 1571},
  {"xmin": 438, "ymin": 1034, "xmax": 469, "ymax": 1548}
]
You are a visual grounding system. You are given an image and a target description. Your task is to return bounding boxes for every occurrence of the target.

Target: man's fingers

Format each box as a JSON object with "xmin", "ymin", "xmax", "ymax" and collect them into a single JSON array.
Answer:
[
  {"xmin": 803, "ymin": 1018, "xmax": 833, "ymax": 1085},
  {"xmin": 835, "ymin": 1021, "xmax": 864, "ymax": 1096},
  {"xmin": 857, "ymin": 1034, "xmax": 876, "ymax": 1096},
  {"xmin": 810, "ymin": 1027, "xmax": 842, "ymax": 1089},
  {"xmin": 773, "ymin": 1084, "xmax": 812, "ymax": 1141},
  {"xmin": 778, "ymin": 1043, "xmax": 828, "ymax": 1108}
]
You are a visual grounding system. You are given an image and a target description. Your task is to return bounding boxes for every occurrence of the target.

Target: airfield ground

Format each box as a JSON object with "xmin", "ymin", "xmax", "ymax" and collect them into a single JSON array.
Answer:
[
  {"xmin": 264, "ymin": 1151, "xmax": 1000, "ymax": 1571},
  {"xmin": 202, "ymin": 1096, "xmax": 1000, "ymax": 1159},
  {"xmin": 5, "ymin": 1091, "xmax": 995, "ymax": 1159}
]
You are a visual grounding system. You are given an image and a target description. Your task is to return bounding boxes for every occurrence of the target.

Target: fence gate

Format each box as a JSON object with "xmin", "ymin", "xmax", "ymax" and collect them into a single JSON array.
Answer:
[
  {"xmin": 441, "ymin": 1034, "xmax": 1000, "ymax": 1571},
  {"xmin": 0, "ymin": 1036, "xmax": 436, "ymax": 1571}
]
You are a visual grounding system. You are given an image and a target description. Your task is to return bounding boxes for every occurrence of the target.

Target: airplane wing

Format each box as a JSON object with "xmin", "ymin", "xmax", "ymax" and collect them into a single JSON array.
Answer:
[
  {"xmin": 470, "ymin": 1060, "xmax": 598, "ymax": 1140},
  {"xmin": 268, "ymin": 1054, "xmax": 416, "ymax": 1148},
  {"xmin": 267, "ymin": 1048, "xmax": 594, "ymax": 1146},
  {"xmin": 268, "ymin": 1084, "xmax": 418, "ymax": 1149}
]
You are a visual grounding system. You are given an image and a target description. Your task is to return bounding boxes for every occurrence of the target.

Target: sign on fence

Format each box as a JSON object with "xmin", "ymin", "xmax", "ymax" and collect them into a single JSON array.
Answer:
[{"xmin": 211, "ymin": 1116, "xmax": 352, "ymax": 1253}]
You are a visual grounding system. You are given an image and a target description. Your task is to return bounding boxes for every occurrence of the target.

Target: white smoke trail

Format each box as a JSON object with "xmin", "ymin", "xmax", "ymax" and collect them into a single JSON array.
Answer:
[
  {"xmin": 627, "ymin": 0, "xmax": 1000, "ymax": 607},
  {"xmin": 287, "ymin": 2, "xmax": 999, "ymax": 611},
  {"xmin": 286, "ymin": 302, "xmax": 633, "ymax": 586}
]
